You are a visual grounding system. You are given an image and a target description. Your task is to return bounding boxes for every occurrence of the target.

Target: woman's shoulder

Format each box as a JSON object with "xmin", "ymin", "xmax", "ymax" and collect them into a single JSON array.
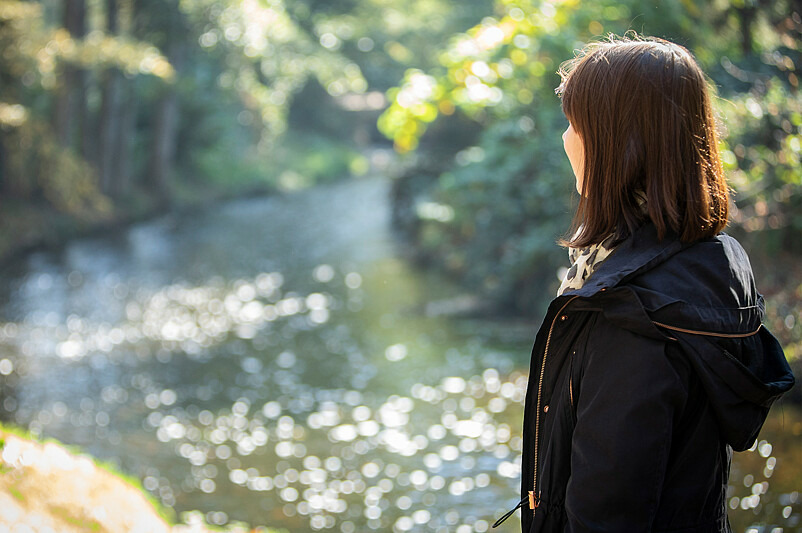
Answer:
[
  {"xmin": 619, "ymin": 230, "xmax": 763, "ymax": 336},
  {"xmin": 628, "ymin": 231, "xmax": 757, "ymax": 296}
]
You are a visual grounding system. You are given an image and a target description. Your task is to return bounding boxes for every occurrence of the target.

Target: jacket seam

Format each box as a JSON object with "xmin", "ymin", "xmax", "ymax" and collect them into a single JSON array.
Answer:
[{"xmin": 652, "ymin": 321, "xmax": 762, "ymax": 339}]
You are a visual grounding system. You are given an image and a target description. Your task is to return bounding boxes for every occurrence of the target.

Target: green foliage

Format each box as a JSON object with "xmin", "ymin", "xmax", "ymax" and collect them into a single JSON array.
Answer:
[
  {"xmin": 39, "ymin": 29, "xmax": 174, "ymax": 84},
  {"xmin": 188, "ymin": 130, "xmax": 366, "ymax": 195},
  {"xmin": 412, "ymin": 112, "xmax": 573, "ymax": 312},
  {"xmin": 765, "ymin": 278, "xmax": 802, "ymax": 364},
  {"xmin": 0, "ymin": 0, "xmax": 502, "ymax": 262},
  {"xmin": 286, "ymin": 0, "xmax": 495, "ymax": 89},
  {"xmin": 720, "ymin": 80, "xmax": 802, "ymax": 251},
  {"xmin": 178, "ymin": 0, "xmax": 369, "ymax": 145},
  {"xmin": 3, "ymin": 118, "xmax": 113, "ymax": 221},
  {"xmin": 270, "ymin": 132, "xmax": 369, "ymax": 190},
  {"xmin": 380, "ymin": 0, "xmax": 663, "ymax": 312},
  {"xmin": 378, "ymin": 0, "xmax": 697, "ymax": 152},
  {"xmin": 0, "ymin": 0, "xmax": 173, "ymax": 225},
  {"xmin": 382, "ymin": 0, "xmax": 802, "ymax": 314},
  {"xmin": 0, "ymin": 0, "xmax": 173, "ymax": 89}
]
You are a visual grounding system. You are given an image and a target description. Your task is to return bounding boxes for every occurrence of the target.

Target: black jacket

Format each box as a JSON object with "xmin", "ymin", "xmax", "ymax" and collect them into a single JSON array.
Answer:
[{"xmin": 514, "ymin": 224, "xmax": 795, "ymax": 533}]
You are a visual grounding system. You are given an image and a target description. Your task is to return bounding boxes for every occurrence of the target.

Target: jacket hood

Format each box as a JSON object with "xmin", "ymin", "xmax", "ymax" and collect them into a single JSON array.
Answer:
[{"xmin": 564, "ymin": 223, "xmax": 796, "ymax": 451}]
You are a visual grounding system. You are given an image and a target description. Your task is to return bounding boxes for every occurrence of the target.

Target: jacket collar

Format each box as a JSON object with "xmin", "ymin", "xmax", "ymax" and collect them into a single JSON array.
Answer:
[
  {"xmin": 563, "ymin": 223, "xmax": 689, "ymax": 299},
  {"xmin": 562, "ymin": 222, "xmax": 765, "ymax": 337}
]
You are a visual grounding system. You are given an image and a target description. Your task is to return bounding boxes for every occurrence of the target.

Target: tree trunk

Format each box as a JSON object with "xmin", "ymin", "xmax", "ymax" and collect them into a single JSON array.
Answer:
[
  {"xmin": 148, "ymin": 78, "xmax": 179, "ymax": 207},
  {"xmin": 737, "ymin": 6, "xmax": 756, "ymax": 56},
  {"xmin": 111, "ymin": 75, "xmax": 136, "ymax": 199},
  {"xmin": 99, "ymin": 69, "xmax": 123, "ymax": 195},
  {"xmin": 147, "ymin": 32, "xmax": 184, "ymax": 207},
  {"xmin": 98, "ymin": 0, "xmax": 122, "ymax": 196},
  {"xmin": 54, "ymin": 0, "xmax": 88, "ymax": 152},
  {"xmin": 0, "ymin": 130, "xmax": 7, "ymax": 196},
  {"xmin": 53, "ymin": 67, "xmax": 77, "ymax": 150}
]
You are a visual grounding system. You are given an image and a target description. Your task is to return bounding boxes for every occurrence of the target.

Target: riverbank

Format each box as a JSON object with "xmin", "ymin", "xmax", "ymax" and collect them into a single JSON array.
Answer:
[
  {"xmin": 0, "ymin": 424, "xmax": 285, "ymax": 532},
  {"xmin": 0, "ymin": 180, "xmax": 276, "ymax": 268},
  {"xmin": 0, "ymin": 132, "xmax": 377, "ymax": 268}
]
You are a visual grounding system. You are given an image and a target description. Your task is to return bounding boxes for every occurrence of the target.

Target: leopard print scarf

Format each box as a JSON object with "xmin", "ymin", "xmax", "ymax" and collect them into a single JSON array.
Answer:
[
  {"xmin": 557, "ymin": 233, "xmax": 617, "ymax": 296},
  {"xmin": 557, "ymin": 192, "xmax": 647, "ymax": 296}
]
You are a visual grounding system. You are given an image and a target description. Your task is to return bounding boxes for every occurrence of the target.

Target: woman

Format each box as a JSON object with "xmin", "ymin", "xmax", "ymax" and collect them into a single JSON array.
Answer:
[{"xmin": 494, "ymin": 36, "xmax": 795, "ymax": 532}]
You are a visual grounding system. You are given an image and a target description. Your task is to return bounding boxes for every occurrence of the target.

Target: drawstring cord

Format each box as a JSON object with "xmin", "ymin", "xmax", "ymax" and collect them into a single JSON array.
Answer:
[{"xmin": 492, "ymin": 496, "xmax": 528, "ymax": 528}]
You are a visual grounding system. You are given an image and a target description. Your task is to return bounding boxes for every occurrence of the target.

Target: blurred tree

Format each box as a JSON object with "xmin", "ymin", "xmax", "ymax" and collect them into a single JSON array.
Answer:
[
  {"xmin": 136, "ymin": 0, "xmax": 190, "ymax": 206},
  {"xmin": 53, "ymin": 0, "xmax": 88, "ymax": 156},
  {"xmin": 284, "ymin": 0, "xmax": 494, "ymax": 90},
  {"xmin": 711, "ymin": 0, "xmax": 801, "ymax": 253},
  {"xmin": 0, "ymin": 0, "xmax": 494, "ymax": 239},
  {"xmin": 0, "ymin": 0, "xmax": 172, "ymax": 221},
  {"xmin": 167, "ymin": 0, "xmax": 493, "ymax": 194},
  {"xmin": 97, "ymin": 0, "xmax": 124, "ymax": 197}
]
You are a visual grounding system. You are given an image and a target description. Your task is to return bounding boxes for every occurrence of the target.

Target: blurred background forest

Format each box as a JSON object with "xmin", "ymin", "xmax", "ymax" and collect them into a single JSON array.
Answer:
[{"xmin": 0, "ymin": 0, "xmax": 800, "ymax": 531}]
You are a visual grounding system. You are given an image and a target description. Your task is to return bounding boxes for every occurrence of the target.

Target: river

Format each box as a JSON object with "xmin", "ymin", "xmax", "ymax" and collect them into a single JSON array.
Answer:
[{"xmin": 0, "ymin": 177, "xmax": 797, "ymax": 532}]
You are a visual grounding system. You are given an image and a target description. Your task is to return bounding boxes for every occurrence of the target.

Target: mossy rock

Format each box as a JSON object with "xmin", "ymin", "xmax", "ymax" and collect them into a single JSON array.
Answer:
[{"xmin": 0, "ymin": 426, "xmax": 171, "ymax": 532}]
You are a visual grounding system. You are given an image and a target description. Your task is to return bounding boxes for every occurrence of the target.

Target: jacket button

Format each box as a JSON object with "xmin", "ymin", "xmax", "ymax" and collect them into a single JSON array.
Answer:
[
  {"xmin": 560, "ymin": 315, "xmax": 567, "ymax": 321},
  {"xmin": 543, "ymin": 405, "xmax": 549, "ymax": 413}
]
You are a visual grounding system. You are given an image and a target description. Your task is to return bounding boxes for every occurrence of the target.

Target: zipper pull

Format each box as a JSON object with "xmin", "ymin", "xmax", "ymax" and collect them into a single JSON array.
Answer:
[{"xmin": 492, "ymin": 496, "xmax": 527, "ymax": 528}]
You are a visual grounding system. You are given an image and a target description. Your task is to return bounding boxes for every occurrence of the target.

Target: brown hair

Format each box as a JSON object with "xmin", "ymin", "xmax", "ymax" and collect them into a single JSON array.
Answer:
[{"xmin": 556, "ymin": 34, "xmax": 729, "ymax": 247}]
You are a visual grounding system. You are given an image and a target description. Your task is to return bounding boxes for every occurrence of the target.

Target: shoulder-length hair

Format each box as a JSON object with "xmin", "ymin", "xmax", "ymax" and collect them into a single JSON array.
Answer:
[{"xmin": 556, "ymin": 34, "xmax": 729, "ymax": 247}]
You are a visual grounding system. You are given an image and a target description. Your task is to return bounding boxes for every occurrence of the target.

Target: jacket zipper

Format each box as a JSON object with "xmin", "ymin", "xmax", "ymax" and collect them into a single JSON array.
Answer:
[{"xmin": 531, "ymin": 296, "xmax": 578, "ymax": 514}]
